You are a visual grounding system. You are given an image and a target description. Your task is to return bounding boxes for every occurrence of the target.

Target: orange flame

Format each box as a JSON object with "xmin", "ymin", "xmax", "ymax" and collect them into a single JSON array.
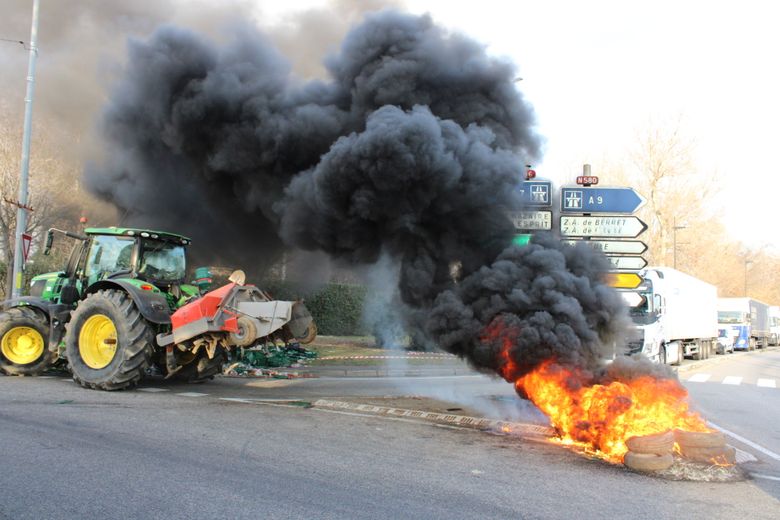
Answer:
[
  {"xmin": 480, "ymin": 318, "xmax": 711, "ymax": 463},
  {"xmin": 516, "ymin": 360, "xmax": 710, "ymax": 462}
]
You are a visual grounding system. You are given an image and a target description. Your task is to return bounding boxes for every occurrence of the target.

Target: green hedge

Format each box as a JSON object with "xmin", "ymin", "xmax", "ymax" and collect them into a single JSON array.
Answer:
[{"xmin": 261, "ymin": 280, "xmax": 368, "ymax": 336}]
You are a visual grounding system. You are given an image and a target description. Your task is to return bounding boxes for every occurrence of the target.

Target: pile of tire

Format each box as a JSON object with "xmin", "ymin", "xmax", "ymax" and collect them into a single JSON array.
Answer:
[
  {"xmin": 623, "ymin": 430, "xmax": 675, "ymax": 472},
  {"xmin": 675, "ymin": 430, "xmax": 736, "ymax": 465}
]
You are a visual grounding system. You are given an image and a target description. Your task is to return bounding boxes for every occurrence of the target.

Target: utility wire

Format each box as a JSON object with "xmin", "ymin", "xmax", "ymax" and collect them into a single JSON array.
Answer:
[{"xmin": 0, "ymin": 37, "xmax": 34, "ymax": 51}]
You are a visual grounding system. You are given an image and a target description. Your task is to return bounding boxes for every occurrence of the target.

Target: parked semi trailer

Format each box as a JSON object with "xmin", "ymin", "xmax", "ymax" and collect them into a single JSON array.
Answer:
[
  {"xmin": 624, "ymin": 267, "xmax": 718, "ymax": 364},
  {"xmin": 717, "ymin": 298, "xmax": 770, "ymax": 351}
]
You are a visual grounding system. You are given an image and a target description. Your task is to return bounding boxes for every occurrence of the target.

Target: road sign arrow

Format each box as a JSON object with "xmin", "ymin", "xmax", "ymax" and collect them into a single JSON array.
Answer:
[
  {"xmin": 620, "ymin": 291, "xmax": 646, "ymax": 307},
  {"xmin": 605, "ymin": 272, "xmax": 644, "ymax": 289},
  {"xmin": 560, "ymin": 215, "xmax": 648, "ymax": 238},
  {"xmin": 560, "ymin": 186, "xmax": 647, "ymax": 214},
  {"xmin": 562, "ymin": 239, "xmax": 648, "ymax": 255},
  {"xmin": 606, "ymin": 255, "xmax": 648, "ymax": 270}
]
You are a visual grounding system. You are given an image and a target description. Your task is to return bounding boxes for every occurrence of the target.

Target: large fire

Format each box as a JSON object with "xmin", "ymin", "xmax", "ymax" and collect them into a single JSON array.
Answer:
[
  {"xmin": 483, "ymin": 320, "xmax": 711, "ymax": 463},
  {"xmin": 516, "ymin": 360, "xmax": 709, "ymax": 462}
]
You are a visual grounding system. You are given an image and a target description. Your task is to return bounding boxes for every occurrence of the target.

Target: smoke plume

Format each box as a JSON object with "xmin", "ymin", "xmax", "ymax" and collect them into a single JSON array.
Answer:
[{"xmin": 86, "ymin": 9, "xmax": 629, "ymax": 380}]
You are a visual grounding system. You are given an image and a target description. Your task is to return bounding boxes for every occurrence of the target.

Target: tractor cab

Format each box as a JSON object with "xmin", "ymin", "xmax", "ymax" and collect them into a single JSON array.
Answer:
[
  {"xmin": 33, "ymin": 227, "xmax": 194, "ymax": 306},
  {"xmin": 80, "ymin": 229, "xmax": 189, "ymax": 288}
]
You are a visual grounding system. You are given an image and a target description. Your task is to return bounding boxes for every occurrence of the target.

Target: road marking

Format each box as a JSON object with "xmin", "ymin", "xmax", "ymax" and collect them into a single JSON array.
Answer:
[
  {"xmin": 722, "ymin": 376, "xmax": 743, "ymax": 385},
  {"xmin": 219, "ymin": 397, "xmax": 254, "ymax": 403},
  {"xmin": 757, "ymin": 379, "xmax": 776, "ymax": 388},
  {"xmin": 708, "ymin": 421, "xmax": 780, "ymax": 462},
  {"xmin": 687, "ymin": 373, "xmax": 711, "ymax": 382},
  {"xmin": 751, "ymin": 473, "xmax": 780, "ymax": 482},
  {"xmin": 176, "ymin": 392, "xmax": 208, "ymax": 397},
  {"xmin": 138, "ymin": 388, "xmax": 169, "ymax": 393}
]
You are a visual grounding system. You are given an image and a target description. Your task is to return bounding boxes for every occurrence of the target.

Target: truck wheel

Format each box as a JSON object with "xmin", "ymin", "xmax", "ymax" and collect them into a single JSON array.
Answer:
[
  {"xmin": 171, "ymin": 348, "xmax": 226, "ymax": 383},
  {"xmin": 65, "ymin": 290, "xmax": 154, "ymax": 390},
  {"xmin": 0, "ymin": 307, "xmax": 55, "ymax": 376},
  {"xmin": 749, "ymin": 338, "xmax": 757, "ymax": 351}
]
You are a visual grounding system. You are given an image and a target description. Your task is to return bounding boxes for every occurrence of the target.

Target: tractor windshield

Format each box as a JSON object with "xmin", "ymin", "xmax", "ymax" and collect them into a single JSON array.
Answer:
[{"xmin": 138, "ymin": 240, "xmax": 186, "ymax": 283}]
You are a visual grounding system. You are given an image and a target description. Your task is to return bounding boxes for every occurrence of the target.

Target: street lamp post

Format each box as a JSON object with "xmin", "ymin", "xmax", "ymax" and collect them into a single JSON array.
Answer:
[
  {"xmin": 744, "ymin": 259, "xmax": 752, "ymax": 297},
  {"xmin": 673, "ymin": 218, "xmax": 687, "ymax": 269}
]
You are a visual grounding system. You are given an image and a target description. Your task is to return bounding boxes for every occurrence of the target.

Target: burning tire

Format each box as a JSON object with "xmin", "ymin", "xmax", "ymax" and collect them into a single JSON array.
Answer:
[
  {"xmin": 674, "ymin": 430, "xmax": 726, "ymax": 449},
  {"xmin": 679, "ymin": 445, "xmax": 736, "ymax": 465},
  {"xmin": 625, "ymin": 430, "xmax": 674, "ymax": 456},
  {"xmin": 0, "ymin": 306, "xmax": 55, "ymax": 376},
  {"xmin": 623, "ymin": 451, "xmax": 674, "ymax": 472},
  {"xmin": 65, "ymin": 289, "xmax": 154, "ymax": 390}
]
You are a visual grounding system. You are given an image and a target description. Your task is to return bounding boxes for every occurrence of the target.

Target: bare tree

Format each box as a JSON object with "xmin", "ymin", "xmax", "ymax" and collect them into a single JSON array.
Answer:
[{"xmin": 0, "ymin": 102, "xmax": 81, "ymax": 298}]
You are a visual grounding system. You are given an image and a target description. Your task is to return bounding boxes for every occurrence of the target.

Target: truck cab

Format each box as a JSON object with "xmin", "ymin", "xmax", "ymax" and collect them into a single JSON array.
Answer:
[{"xmin": 623, "ymin": 267, "xmax": 718, "ymax": 365}]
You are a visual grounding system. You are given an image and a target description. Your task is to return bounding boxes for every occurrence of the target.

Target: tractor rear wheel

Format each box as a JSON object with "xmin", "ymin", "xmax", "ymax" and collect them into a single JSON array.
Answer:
[
  {"xmin": 0, "ymin": 306, "xmax": 55, "ymax": 376},
  {"xmin": 65, "ymin": 289, "xmax": 154, "ymax": 390}
]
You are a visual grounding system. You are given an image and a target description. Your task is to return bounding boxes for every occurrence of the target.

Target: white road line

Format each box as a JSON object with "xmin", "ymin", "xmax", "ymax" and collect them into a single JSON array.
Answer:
[
  {"xmin": 722, "ymin": 376, "xmax": 743, "ymax": 385},
  {"xmin": 751, "ymin": 473, "xmax": 780, "ymax": 482},
  {"xmin": 176, "ymin": 392, "xmax": 208, "ymax": 397},
  {"xmin": 757, "ymin": 379, "xmax": 776, "ymax": 388},
  {"xmin": 219, "ymin": 397, "xmax": 254, "ymax": 403},
  {"xmin": 138, "ymin": 388, "xmax": 169, "ymax": 393},
  {"xmin": 687, "ymin": 373, "xmax": 711, "ymax": 383},
  {"xmin": 708, "ymin": 421, "xmax": 780, "ymax": 462}
]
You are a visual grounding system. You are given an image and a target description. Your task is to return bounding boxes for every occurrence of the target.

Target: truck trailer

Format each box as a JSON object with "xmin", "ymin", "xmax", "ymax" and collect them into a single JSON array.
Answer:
[
  {"xmin": 717, "ymin": 298, "xmax": 770, "ymax": 351},
  {"xmin": 624, "ymin": 267, "xmax": 718, "ymax": 364}
]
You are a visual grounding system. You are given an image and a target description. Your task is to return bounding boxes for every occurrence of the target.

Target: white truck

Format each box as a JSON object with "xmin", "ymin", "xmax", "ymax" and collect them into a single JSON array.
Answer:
[{"xmin": 623, "ymin": 267, "xmax": 718, "ymax": 364}]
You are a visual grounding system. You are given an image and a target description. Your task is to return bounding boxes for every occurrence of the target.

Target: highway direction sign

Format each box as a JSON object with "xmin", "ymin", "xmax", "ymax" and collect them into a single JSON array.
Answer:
[
  {"xmin": 562, "ymin": 239, "xmax": 648, "ymax": 255},
  {"xmin": 605, "ymin": 272, "xmax": 644, "ymax": 289},
  {"xmin": 560, "ymin": 186, "xmax": 646, "ymax": 214},
  {"xmin": 606, "ymin": 255, "xmax": 648, "ymax": 270},
  {"xmin": 560, "ymin": 216, "xmax": 648, "ymax": 238},
  {"xmin": 519, "ymin": 180, "xmax": 552, "ymax": 208},
  {"xmin": 509, "ymin": 210, "xmax": 552, "ymax": 230}
]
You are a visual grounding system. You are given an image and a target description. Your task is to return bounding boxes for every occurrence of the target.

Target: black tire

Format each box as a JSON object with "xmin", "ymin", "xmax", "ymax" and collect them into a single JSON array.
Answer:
[
  {"xmin": 65, "ymin": 289, "xmax": 154, "ymax": 390},
  {"xmin": 0, "ymin": 306, "xmax": 55, "ymax": 376},
  {"xmin": 170, "ymin": 347, "xmax": 226, "ymax": 383}
]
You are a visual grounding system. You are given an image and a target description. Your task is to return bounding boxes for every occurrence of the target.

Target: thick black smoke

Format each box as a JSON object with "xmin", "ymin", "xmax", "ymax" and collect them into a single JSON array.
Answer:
[
  {"xmin": 427, "ymin": 234, "xmax": 628, "ymax": 379},
  {"xmin": 87, "ymin": 10, "xmax": 628, "ymax": 380}
]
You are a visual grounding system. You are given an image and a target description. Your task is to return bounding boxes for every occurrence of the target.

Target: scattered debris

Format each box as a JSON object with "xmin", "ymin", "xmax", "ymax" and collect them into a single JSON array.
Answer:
[{"xmin": 222, "ymin": 342, "xmax": 318, "ymax": 378}]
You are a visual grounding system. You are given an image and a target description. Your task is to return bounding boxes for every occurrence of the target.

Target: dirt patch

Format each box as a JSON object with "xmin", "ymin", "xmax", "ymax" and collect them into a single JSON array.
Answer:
[{"xmin": 332, "ymin": 395, "xmax": 483, "ymax": 416}]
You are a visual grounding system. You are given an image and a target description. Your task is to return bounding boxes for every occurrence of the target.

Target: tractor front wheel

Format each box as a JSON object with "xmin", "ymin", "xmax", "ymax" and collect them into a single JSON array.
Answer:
[
  {"xmin": 65, "ymin": 290, "xmax": 154, "ymax": 390},
  {"xmin": 0, "ymin": 307, "xmax": 55, "ymax": 376}
]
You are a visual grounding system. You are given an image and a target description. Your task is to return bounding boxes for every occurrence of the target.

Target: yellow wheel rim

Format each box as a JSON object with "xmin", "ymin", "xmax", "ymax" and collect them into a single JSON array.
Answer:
[
  {"xmin": 79, "ymin": 314, "xmax": 118, "ymax": 369},
  {"xmin": 1, "ymin": 326, "xmax": 44, "ymax": 365}
]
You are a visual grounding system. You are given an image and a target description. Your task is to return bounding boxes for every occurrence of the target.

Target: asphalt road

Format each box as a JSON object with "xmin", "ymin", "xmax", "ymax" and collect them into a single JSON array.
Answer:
[
  {"xmin": 680, "ymin": 347, "xmax": 780, "ymax": 495},
  {"xmin": 2, "ymin": 356, "xmax": 780, "ymax": 519}
]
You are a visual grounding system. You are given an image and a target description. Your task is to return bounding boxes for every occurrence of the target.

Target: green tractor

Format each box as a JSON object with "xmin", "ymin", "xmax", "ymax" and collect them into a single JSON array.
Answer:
[{"xmin": 0, "ymin": 227, "xmax": 315, "ymax": 390}]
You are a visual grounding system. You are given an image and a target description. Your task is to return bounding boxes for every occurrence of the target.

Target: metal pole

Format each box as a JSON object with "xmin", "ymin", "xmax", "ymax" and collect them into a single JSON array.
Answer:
[
  {"xmin": 673, "ymin": 225, "xmax": 677, "ymax": 269},
  {"xmin": 11, "ymin": 0, "xmax": 40, "ymax": 298},
  {"xmin": 744, "ymin": 260, "xmax": 750, "ymax": 297}
]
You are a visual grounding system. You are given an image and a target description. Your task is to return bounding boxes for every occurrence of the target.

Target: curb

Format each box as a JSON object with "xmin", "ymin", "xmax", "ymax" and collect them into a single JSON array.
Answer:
[
  {"xmin": 312, "ymin": 399, "xmax": 554, "ymax": 437},
  {"xmin": 676, "ymin": 346, "xmax": 778, "ymax": 373}
]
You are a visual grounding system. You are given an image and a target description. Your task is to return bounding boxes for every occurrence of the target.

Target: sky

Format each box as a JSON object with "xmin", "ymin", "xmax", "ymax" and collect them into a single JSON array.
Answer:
[
  {"xmin": 255, "ymin": 0, "xmax": 780, "ymax": 249},
  {"xmin": 3, "ymin": 0, "xmax": 778, "ymax": 249}
]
